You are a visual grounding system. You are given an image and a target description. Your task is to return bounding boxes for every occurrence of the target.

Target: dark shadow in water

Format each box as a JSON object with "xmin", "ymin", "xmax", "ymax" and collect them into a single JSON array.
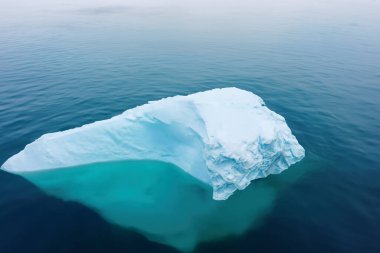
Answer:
[{"xmin": 0, "ymin": 171, "xmax": 179, "ymax": 253}]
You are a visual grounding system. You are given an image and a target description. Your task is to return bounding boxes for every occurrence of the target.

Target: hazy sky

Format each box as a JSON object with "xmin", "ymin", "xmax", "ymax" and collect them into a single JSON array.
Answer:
[
  {"xmin": 0, "ymin": 0, "xmax": 379, "ymax": 36},
  {"xmin": 1, "ymin": 0, "xmax": 380, "ymax": 17}
]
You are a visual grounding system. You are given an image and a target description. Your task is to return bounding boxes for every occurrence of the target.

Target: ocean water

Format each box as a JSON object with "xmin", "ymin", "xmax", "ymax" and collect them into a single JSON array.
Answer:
[{"xmin": 1, "ymin": 0, "xmax": 380, "ymax": 252}]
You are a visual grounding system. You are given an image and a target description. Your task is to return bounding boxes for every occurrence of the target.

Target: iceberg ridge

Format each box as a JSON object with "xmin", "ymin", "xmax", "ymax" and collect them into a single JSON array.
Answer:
[{"xmin": 1, "ymin": 87, "xmax": 305, "ymax": 200}]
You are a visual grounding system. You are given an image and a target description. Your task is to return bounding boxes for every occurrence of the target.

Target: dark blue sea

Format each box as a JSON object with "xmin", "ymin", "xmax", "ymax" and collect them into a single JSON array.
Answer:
[{"xmin": 1, "ymin": 1, "xmax": 380, "ymax": 252}]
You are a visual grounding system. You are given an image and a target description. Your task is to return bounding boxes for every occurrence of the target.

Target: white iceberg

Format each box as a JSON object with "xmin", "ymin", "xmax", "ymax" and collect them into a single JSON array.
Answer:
[
  {"xmin": 1, "ymin": 87, "xmax": 304, "ymax": 200},
  {"xmin": 1, "ymin": 87, "xmax": 306, "ymax": 251}
]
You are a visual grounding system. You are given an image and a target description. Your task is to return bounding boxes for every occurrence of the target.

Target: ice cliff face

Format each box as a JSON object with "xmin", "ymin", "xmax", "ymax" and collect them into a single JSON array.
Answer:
[{"xmin": 1, "ymin": 87, "xmax": 305, "ymax": 200}]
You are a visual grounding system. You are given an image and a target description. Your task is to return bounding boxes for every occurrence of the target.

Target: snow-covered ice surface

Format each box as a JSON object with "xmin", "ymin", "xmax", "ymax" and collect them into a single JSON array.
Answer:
[{"xmin": 1, "ymin": 87, "xmax": 304, "ymax": 200}]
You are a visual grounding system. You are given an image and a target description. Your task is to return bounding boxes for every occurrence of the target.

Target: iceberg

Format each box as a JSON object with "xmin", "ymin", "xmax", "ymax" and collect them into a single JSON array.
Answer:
[
  {"xmin": 1, "ymin": 87, "xmax": 305, "ymax": 251},
  {"xmin": 2, "ymin": 87, "xmax": 304, "ymax": 200}
]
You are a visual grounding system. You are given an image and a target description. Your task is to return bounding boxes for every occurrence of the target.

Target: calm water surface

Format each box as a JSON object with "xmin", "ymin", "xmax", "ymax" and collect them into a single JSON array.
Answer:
[{"xmin": 0, "ymin": 0, "xmax": 380, "ymax": 252}]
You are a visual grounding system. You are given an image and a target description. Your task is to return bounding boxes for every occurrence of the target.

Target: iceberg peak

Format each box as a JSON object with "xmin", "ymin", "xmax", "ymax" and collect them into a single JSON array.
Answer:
[{"xmin": 1, "ymin": 87, "xmax": 305, "ymax": 200}]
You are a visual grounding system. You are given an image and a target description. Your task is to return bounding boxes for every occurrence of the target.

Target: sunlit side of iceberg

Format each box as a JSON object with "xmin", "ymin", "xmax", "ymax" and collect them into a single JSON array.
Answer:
[{"xmin": 1, "ymin": 87, "xmax": 305, "ymax": 200}]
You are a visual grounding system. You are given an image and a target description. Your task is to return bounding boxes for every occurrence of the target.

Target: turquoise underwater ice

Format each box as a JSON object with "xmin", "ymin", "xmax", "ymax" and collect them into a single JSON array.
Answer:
[{"xmin": 20, "ymin": 159, "xmax": 308, "ymax": 251}]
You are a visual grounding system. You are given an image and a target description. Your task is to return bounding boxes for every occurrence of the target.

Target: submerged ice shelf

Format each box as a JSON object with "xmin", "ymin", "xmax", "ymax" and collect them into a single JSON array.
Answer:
[{"xmin": 2, "ymin": 87, "xmax": 304, "ymax": 200}]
